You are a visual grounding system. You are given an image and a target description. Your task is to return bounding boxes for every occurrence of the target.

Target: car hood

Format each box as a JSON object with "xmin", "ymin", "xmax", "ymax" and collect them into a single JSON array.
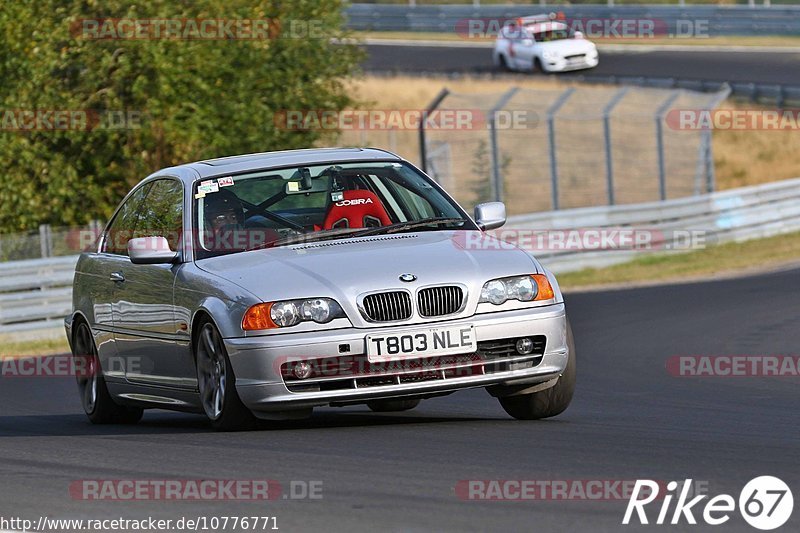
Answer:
[
  {"xmin": 196, "ymin": 230, "xmax": 541, "ymax": 322},
  {"xmin": 540, "ymin": 39, "xmax": 595, "ymax": 56}
]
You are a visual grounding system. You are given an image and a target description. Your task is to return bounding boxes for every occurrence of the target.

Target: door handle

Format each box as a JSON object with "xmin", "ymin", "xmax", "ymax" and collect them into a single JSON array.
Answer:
[{"xmin": 110, "ymin": 271, "xmax": 125, "ymax": 282}]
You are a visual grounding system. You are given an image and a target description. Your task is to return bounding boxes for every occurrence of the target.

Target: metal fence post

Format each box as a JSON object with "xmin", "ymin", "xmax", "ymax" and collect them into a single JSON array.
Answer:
[
  {"xmin": 602, "ymin": 87, "xmax": 629, "ymax": 206},
  {"xmin": 419, "ymin": 88, "xmax": 449, "ymax": 174},
  {"xmin": 39, "ymin": 224, "xmax": 53, "ymax": 258},
  {"xmin": 701, "ymin": 84, "xmax": 731, "ymax": 193},
  {"xmin": 546, "ymin": 87, "xmax": 575, "ymax": 211},
  {"xmin": 488, "ymin": 87, "xmax": 520, "ymax": 203},
  {"xmin": 655, "ymin": 92, "xmax": 680, "ymax": 202}
]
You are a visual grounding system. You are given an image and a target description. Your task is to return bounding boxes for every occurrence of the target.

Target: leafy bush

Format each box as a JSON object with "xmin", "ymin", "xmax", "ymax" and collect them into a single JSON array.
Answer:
[{"xmin": 0, "ymin": 0, "xmax": 360, "ymax": 232}]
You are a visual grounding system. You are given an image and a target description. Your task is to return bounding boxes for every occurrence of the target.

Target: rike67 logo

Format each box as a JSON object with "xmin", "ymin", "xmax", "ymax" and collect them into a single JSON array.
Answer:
[{"xmin": 623, "ymin": 477, "xmax": 793, "ymax": 530}]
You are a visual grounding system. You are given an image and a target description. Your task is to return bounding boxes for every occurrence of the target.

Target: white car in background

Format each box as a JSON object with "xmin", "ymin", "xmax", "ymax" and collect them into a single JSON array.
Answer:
[{"xmin": 493, "ymin": 14, "xmax": 599, "ymax": 73}]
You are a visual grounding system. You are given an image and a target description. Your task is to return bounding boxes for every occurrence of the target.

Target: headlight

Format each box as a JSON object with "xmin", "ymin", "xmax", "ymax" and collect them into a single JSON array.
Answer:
[
  {"xmin": 542, "ymin": 50, "xmax": 557, "ymax": 60},
  {"xmin": 242, "ymin": 298, "xmax": 345, "ymax": 330},
  {"xmin": 479, "ymin": 274, "xmax": 555, "ymax": 305},
  {"xmin": 301, "ymin": 299, "xmax": 334, "ymax": 323},
  {"xmin": 482, "ymin": 280, "xmax": 507, "ymax": 305},
  {"xmin": 271, "ymin": 301, "xmax": 301, "ymax": 327}
]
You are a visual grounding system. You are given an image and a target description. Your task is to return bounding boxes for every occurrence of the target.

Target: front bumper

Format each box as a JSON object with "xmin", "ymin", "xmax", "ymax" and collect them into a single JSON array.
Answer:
[
  {"xmin": 225, "ymin": 303, "xmax": 568, "ymax": 413},
  {"xmin": 546, "ymin": 53, "xmax": 599, "ymax": 72}
]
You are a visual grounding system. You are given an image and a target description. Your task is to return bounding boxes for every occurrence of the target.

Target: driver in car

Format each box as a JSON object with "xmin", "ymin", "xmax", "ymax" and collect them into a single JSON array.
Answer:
[
  {"xmin": 203, "ymin": 189, "xmax": 246, "ymax": 252},
  {"xmin": 203, "ymin": 189, "xmax": 280, "ymax": 252}
]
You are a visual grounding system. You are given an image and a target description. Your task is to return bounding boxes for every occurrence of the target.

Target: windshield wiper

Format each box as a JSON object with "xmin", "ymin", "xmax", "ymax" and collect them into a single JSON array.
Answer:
[
  {"xmin": 252, "ymin": 227, "xmax": 367, "ymax": 250},
  {"xmin": 250, "ymin": 218, "xmax": 468, "ymax": 250},
  {"xmin": 352, "ymin": 217, "xmax": 467, "ymax": 238}
]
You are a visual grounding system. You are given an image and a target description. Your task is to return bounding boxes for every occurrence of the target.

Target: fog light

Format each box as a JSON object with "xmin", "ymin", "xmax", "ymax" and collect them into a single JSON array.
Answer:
[
  {"xmin": 515, "ymin": 337, "xmax": 534, "ymax": 355},
  {"xmin": 292, "ymin": 361, "xmax": 313, "ymax": 380}
]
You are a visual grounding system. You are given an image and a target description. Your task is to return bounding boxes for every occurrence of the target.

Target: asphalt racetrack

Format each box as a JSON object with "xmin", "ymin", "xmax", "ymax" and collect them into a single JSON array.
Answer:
[
  {"xmin": 1, "ymin": 267, "xmax": 798, "ymax": 532},
  {"xmin": 362, "ymin": 42, "xmax": 800, "ymax": 86}
]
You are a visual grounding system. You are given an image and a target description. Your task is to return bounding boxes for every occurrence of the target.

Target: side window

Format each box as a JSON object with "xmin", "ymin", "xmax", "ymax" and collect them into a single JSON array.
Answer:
[
  {"xmin": 384, "ymin": 180, "xmax": 437, "ymax": 219},
  {"xmin": 135, "ymin": 179, "xmax": 184, "ymax": 251},
  {"xmin": 102, "ymin": 183, "xmax": 151, "ymax": 256}
]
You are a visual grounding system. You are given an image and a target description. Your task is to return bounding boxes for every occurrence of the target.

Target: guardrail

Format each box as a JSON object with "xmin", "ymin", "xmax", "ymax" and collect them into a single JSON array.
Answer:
[
  {"xmin": 0, "ymin": 256, "xmax": 77, "ymax": 333},
  {"xmin": 346, "ymin": 4, "xmax": 800, "ymax": 36},
  {"xmin": 2, "ymin": 177, "xmax": 800, "ymax": 333},
  {"xmin": 561, "ymin": 75, "xmax": 800, "ymax": 108},
  {"xmin": 505, "ymin": 176, "xmax": 800, "ymax": 273}
]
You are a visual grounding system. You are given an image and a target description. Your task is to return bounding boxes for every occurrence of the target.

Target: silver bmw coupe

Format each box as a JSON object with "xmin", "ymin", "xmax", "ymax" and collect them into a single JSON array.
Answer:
[{"xmin": 66, "ymin": 148, "xmax": 575, "ymax": 430}]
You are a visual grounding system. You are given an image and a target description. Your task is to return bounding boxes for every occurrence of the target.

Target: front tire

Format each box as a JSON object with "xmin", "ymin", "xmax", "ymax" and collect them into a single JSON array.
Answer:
[
  {"xmin": 498, "ymin": 320, "xmax": 576, "ymax": 420},
  {"xmin": 496, "ymin": 54, "xmax": 510, "ymax": 72},
  {"xmin": 195, "ymin": 320, "xmax": 256, "ymax": 431},
  {"xmin": 72, "ymin": 321, "xmax": 143, "ymax": 424}
]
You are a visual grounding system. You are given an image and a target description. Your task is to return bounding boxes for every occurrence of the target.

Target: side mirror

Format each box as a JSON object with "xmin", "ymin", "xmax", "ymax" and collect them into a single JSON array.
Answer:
[
  {"xmin": 474, "ymin": 202, "xmax": 506, "ymax": 231},
  {"xmin": 574, "ymin": 31, "xmax": 584, "ymax": 39},
  {"xmin": 128, "ymin": 236, "xmax": 178, "ymax": 265}
]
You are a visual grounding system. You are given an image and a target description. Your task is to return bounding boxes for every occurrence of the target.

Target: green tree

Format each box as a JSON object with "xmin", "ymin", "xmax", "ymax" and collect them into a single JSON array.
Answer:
[
  {"xmin": 0, "ymin": 0, "xmax": 361, "ymax": 232},
  {"xmin": 470, "ymin": 140, "xmax": 511, "ymax": 205}
]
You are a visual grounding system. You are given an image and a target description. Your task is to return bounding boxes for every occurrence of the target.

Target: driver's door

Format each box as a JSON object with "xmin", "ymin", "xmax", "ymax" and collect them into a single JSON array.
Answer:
[{"xmin": 111, "ymin": 178, "xmax": 195, "ymax": 389}]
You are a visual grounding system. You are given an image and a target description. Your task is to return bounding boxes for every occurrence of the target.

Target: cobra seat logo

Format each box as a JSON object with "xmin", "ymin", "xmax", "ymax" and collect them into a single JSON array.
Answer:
[{"xmin": 335, "ymin": 198, "xmax": 373, "ymax": 207}]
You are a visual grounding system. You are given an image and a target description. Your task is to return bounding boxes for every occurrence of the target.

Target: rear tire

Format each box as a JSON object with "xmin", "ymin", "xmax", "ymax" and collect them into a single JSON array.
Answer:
[
  {"xmin": 498, "ymin": 320, "xmax": 576, "ymax": 420},
  {"xmin": 72, "ymin": 320, "xmax": 143, "ymax": 425},
  {"xmin": 367, "ymin": 398, "xmax": 421, "ymax": 412},
  {"xmin": 195, "ymin": 319, "xmax": 257, "ymax": 431}
]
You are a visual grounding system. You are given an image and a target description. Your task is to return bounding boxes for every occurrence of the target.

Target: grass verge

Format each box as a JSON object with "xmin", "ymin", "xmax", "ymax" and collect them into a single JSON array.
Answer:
[
  {"xmin": 556, "ymin": 231, "xmax": 800, "ymax": 290},
  {"xmin": 0, "ymin": 336, "xmax": 69, "ymax": 358}
]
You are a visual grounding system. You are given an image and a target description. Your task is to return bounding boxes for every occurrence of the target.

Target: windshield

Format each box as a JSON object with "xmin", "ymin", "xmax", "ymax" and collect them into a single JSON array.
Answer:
[
  {"xmin": 193, "ymin": 160, "xmax": 474, "ymax": 259},
  {"xmin": 533, "ymin": 29, "xmax": 571, "ymax": 42}
]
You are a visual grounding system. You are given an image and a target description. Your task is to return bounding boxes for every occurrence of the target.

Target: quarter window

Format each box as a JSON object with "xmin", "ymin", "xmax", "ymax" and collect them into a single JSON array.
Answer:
[
  {"xmin": 102, "ymin": 183, "xmax": 151, "ymax": 256},
  {"xmin": 135, "ymin": 179, "xmax": 184, "ymax": 251}
]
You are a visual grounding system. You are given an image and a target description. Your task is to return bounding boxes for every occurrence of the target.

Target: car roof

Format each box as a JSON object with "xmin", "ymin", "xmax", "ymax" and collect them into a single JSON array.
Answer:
[
  {"xmin": 151, "ymin": 147, "xmax": 403, "ymax": 183},
  {"xmin": 524, "ymin": 21, "xmax": 568, "ymax": 33}
]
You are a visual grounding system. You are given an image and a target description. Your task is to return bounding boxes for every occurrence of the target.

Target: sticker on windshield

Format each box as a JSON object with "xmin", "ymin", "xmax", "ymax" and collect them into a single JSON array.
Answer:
[
  {"xmin": 331, "ymin": 191, "xmax": 344, "ymax": 202},
  {"xmin": 287, "ymin": 181, "xmax": 300, "ymax": 192},
  {"xmin": 217, "ymin": 176, "xmax": 234, "ymax": 187},
  {"xmin": 198, "ymin": 180, "xmax": 219, "ymax": 194}
]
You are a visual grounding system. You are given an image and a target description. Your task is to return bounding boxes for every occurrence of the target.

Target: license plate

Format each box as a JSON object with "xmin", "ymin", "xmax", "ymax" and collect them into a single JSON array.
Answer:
[{"xmin": 366, "ymin": 325, "xmax": 476, "ymax": 362}]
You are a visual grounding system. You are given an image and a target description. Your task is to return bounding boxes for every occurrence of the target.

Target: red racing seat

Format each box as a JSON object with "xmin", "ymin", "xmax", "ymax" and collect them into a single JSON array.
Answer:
[{"xmin": 322, "ymin": 190, "xmax": 392, "ymax": 229}]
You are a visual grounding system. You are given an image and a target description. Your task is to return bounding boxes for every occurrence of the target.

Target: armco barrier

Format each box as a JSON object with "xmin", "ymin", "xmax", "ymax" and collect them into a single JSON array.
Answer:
[
  {"xmin": 505, "ymin": 176, "xmax": 800, "ymax": 272},
  {"xmin": 345, "ymin": 4, "xmax": 800, "ymax": 36},
  {"xmin": 0, "ymin": 256, "xmax": 77, "ymax": 333},
  {"xmin": 2, "ymin": 177, "xmax": 800, "ymax": 333}
]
